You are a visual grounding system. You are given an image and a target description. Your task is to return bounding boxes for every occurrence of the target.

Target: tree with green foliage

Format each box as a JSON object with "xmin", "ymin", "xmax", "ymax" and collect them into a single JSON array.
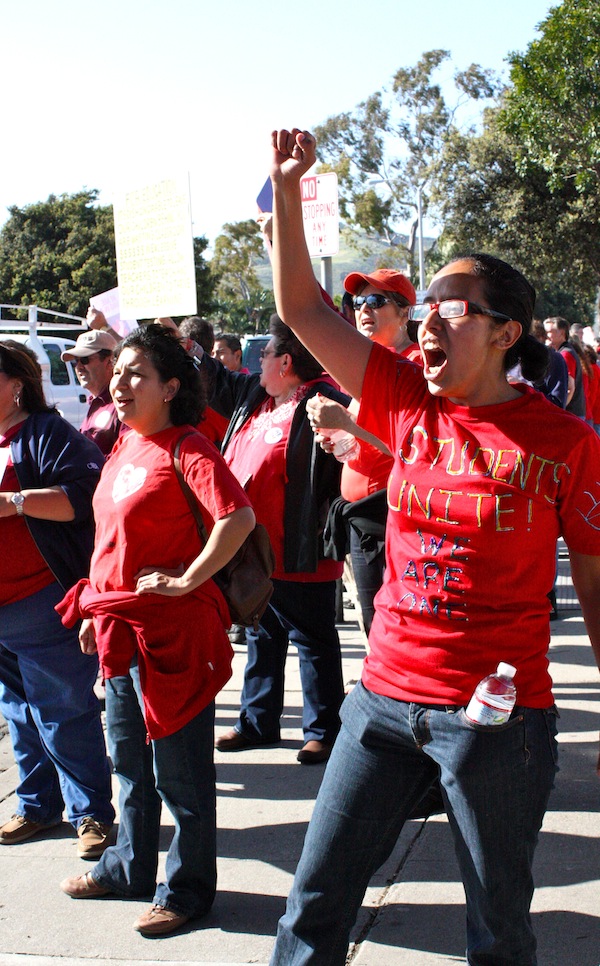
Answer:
[
  {"xmin": 436, "ymin": 109, "xmax": 599, "ymax": 321},
  {"xmin": 210, "ymin": 219, "xmax": 274, "ymax": 332},
  {"xmin": 314, "ymin": 50, "xmax": 500, "ymax": 282},
  {"xmin": 436, "ymin": 0, "xmax": 600, "ymax": 321},
  {"xmin": 0, "ymin": 188, "xmax": 218, "ymax": 323},
  {"xmin": 502, "ymin": 0, "xmax": 600, "ymax": 194},
  {"xmin": 193, "ymin": 235, "xmax": 219, "ymax": 317},
  {"xmin": 0, "ymin": 190, "xmax": 117, "ymax": 317}
]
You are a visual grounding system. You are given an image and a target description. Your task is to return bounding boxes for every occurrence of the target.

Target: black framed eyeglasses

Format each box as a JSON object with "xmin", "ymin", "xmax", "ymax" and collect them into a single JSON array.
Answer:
[
  {"xmin": 259, "ymin": 348, "xmax": 278, "ymax": 360},
  {"xmin": 407, "ymin": 300, "xmax": 512, "ymax": 323},
  {"xmin": 352, "ymin": 294, "xmax": 392, "ymax": 311}
]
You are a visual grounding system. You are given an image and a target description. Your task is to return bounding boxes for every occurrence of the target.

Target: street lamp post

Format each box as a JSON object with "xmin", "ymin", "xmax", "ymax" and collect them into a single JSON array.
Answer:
[{"xmin": 417, "ymin": 184, "xmax": 425, "ymax": 292}]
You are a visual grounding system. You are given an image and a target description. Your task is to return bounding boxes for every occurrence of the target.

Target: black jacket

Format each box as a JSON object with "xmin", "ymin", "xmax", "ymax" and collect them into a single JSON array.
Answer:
[
  {"xmin": 559, "ymin": 341, "xmax": 585, "ymax": 417},
  {"xmin": 202, "ymin": 356, "xmax": 349, "ymax": 574}
]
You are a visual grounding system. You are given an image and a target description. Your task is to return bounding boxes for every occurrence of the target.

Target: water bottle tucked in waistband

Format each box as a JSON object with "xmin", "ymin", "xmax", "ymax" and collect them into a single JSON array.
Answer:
[{"xmin": 465, "ymin": 662, "xmax": 517, "ymax": 726}]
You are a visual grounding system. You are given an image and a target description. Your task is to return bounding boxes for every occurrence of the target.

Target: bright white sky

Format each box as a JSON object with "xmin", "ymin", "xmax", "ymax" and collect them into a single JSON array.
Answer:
[{"xmin": 3, "ymin": 0, "xmax": 555, "ymax": 251}]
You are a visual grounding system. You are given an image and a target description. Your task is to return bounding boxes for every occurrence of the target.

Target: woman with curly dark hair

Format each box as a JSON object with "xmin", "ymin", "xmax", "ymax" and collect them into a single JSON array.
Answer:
[{"xmin": 59, "ymin": 325, "xmax": 255, "ymax": 936}]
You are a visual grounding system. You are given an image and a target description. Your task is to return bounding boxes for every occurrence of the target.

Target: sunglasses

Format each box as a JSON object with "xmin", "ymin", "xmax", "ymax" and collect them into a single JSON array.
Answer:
[
  {"xmin": 352, "ymin": 294, "xmax": 392, "ymax": 310},
  {"xmin": 407, "ymin": 300, "xmax": 512, "ymax": 323},
  {"xmin": 75, "ymin": 354, "xmax": 99, "ymax": 366}
]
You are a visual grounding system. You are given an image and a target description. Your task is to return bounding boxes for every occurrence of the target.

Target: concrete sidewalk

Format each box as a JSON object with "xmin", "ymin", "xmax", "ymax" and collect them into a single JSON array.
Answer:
[{"xmin": 0, "ymin": 610, "xmax": 598, "ymax": 966}]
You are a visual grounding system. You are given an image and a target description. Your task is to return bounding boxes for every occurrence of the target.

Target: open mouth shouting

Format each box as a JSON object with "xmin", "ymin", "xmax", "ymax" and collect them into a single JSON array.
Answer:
[{"xmin": 420, "ymin": 340, "xmax": 447, "ymax": 381}]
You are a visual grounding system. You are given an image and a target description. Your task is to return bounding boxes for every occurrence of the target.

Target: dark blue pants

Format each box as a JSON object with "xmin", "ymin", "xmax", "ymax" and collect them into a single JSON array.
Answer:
[
  {"xmin": 271, "ymin": 681, "xmax": 559, "ymax": 965},
  {"xmin": 237, "ymin": 579, "xmax": 343, "ymax": 745},
  {"xmin": 0, "ymin": 583, "xmax": 114, "ymax": 828},
  {"xmin": 92, "ymin": 662, "xmax": 217, "ymax": 918}
]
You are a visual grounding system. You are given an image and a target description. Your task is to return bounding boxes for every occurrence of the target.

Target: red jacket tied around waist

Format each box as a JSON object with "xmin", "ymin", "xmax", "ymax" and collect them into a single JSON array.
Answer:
[{"xmin": 57, "ymin": 578, "xmax": 232, "ymax": 739}]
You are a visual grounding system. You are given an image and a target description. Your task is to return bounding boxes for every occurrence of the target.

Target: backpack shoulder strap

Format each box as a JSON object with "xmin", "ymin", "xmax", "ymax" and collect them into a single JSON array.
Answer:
[{"xmin": 173, "ymin": 432, "xmax": 209, "ymax": 545}]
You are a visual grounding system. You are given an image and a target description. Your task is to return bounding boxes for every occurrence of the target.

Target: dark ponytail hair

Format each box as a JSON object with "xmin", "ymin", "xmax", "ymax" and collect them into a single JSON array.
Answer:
[{"xmin": 455, "ymin": 253, "xmax": 549, "ymax": 383}]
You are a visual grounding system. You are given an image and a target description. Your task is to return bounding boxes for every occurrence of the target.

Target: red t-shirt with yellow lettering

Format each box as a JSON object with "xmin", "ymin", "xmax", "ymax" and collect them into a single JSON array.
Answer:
[{"xmin": 358, "ymin": 343, "xmax": 600, "ymax": 707}]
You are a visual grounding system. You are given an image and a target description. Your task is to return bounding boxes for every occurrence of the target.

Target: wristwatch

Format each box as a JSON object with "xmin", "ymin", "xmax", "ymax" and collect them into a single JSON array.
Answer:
[{"xmin": 10, "ymin": 492, "xmax": 25, "ymax": 516}]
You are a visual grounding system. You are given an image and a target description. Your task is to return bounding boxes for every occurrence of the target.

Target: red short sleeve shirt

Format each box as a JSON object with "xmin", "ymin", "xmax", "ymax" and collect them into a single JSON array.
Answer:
[
  {"xmin": 224, "ymin": 388, "xmax": 341, "ymax": 581},
  {"xmin": 90, "ymin": 426, "xmax": 252, "ymax": 593},
  {"xmin": 357, "ymin": 343, "xmax": 600, "ymax": 708},
  {"xmin": 0, "ymin": 424, "xmax": 54, "ymax": 605}
]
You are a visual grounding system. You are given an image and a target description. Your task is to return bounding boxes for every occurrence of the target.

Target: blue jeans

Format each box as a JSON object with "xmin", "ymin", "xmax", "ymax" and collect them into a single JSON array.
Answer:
[
  {"xmin": 0, "ymin": 583, "xmax": 114, "ymax": 827},
  {"xmin": 271, "ymin": 682, "xmax": 559, "ymax": 966},
  {"xmin": 92, "ymin": 661, "xmax": 217, "ymax": 918},
  {"xmin": 237, "ymin": 579, "xmax": 343, "ymax": 745}
]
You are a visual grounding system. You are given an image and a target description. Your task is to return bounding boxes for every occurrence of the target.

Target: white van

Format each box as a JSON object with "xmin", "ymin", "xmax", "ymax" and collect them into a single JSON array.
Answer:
[{"xmin": 0, "ymin": 306, "xmax": 88, "ymax": 429}]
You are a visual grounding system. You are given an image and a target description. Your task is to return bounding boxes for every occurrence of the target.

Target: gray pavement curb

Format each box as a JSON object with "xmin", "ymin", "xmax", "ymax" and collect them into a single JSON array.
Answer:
[
  {"xmin": 0, "ymin": 959, "xmax": 262, "ymax": 966},
  {"xmin": 0, "ymin": 609, "xmax": 598, "ymax": 964}
]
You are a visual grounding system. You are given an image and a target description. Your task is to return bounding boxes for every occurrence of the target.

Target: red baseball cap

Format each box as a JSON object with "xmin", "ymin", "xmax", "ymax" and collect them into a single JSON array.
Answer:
[{"xmin": 343, "ymin": 268, "xmax": 416, "ymax": 305}]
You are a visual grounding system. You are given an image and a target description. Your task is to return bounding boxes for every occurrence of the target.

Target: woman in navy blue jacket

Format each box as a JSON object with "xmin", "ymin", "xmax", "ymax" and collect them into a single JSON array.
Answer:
[{"xmin": 0, "ymin": 341, "xmax": 114, "ymax": 856}]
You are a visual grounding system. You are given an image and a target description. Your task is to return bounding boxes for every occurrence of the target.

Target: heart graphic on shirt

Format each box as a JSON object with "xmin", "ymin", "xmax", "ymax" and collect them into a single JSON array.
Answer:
[{"xmin": 112, "ymin": 463, "xmax": 147, "ymax": 503}]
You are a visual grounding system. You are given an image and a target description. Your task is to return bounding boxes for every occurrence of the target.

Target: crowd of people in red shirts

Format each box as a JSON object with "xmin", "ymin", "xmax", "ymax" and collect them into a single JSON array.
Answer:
[{"xmin": 1, "ymin": 125, "xmax": 599, "ymax": 964}]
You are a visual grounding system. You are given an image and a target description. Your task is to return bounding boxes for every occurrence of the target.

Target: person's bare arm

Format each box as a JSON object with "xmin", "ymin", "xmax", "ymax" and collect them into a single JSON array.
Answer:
[
  {"xmin": 306, "ymin": 394, "xmax": 391, "ymax": 456},
  {"xmin": 271, "ymin": 128, "xmax": 372, "ymax": 401},
  {"xmin": 568, "ymin": 549, "xmax": 600, "ymax": 776},
  {"xmin": 86, "ymin": 307, "xmax": 121, "ymax": 342},
  {"xmin": 134, "ymin": 506, "xmax": 255, "ymax": 597},
  {"xmin": 0, "ymin": 487, "xmax": 75, "ymax": 521}
]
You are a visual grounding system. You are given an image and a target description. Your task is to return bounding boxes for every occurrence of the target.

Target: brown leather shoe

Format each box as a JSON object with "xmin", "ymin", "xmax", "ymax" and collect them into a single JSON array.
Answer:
[
  {"xmin": 0, "ymin": 814, "xmax": 61, "ymax": 845},
  {"xmin": 77, "ymin": 816, "xmax": 113, "ymax": 859},
  {"xmin": 297, "ymin": 740, "xmax": 332, "ymax": 765},
  {"xmin": 60, "ymin": 871, "xmax": 112, "ymax": 899},
  {"xmin": 215, "ymin": 728, "xmax": 279, "ymax": 751},
  {"xmin": 134, "ymin": 904, "xmax": 190, "ymax": 935}
]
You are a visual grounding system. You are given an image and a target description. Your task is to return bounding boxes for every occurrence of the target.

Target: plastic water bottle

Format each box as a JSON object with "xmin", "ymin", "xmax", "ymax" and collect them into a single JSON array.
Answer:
[
  {"xmin": 465, "ymin": 662, "xmax": 517, "ymax": 726},
  {"xmin": 327, "ymin": 429, "xmax": 358, "ymax": 462}
]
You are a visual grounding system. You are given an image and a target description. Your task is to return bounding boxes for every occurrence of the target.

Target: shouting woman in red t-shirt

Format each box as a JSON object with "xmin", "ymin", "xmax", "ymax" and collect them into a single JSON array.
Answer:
[{"xmin": 267, "ymin": 126, "xmax": 600, "ymax": 966}]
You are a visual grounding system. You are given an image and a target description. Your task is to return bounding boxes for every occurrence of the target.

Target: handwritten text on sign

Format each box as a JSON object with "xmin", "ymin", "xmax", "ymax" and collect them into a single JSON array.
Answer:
[{"xmin": 113, "ymin": 175, "xmax": 197, "ymax": 320}]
